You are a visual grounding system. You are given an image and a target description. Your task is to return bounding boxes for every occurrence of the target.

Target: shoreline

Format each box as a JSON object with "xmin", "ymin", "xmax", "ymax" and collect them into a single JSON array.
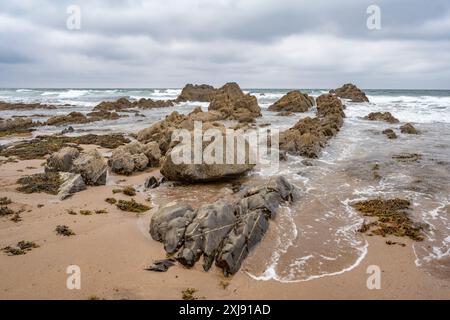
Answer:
[{"xmin": 1, "ymin": 158, "xmax": 448, "ymax": 300}]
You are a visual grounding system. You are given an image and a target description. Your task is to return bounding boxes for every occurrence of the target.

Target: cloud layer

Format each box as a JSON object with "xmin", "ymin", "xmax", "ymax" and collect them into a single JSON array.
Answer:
[{"xmin": 1, "ymin": 0, "xmax": 450, "ymax": 88}]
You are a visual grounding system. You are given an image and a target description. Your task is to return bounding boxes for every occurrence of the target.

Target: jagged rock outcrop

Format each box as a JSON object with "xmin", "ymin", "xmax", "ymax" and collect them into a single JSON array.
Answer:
[
  {"xmin": 46, "ymin": 112, "xmax": 90, "ymax": 126},
  {"xmin": 93, "ymin": 97, "xmax": 174, "ymax": 113},
  {"xmin": 279, "ymin": 94, "xmax": 345, "ymax": 158},
  {"xmin": 176, "ymin": 84, "xmax": 217, "ymax": 102},
  {"xmin": 108, "ymin": 141, "xmax": 161, "ymax": 175},
  {"xmin": 330, "ymin": 83, "xmax": 369, "ymax": 102},
  {"xmin": 364, "ymin": 112, "xmax": 399, "ymax": 123},
  {"xmin": 268, "ymin": 91, "xmax": 314, "ymax": 112},
  {"xmin": 150, "ymin": 176, "xmax": 300, "ymax": 275},
  {"xmin": 400, "ymin": 123, "xmax": 419, "ymax": 134},
  {"xmin": 208, "ymin": 83, "xmax": 261, "ymax": 122}
]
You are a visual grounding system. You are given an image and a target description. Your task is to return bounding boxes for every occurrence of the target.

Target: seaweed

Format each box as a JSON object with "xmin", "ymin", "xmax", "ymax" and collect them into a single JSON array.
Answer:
[
  {"xmin": 80, "ymin": 210, "xmax": 92, "ymax": 216},
  {"xmin": 0, "ymin": 206, "xmax": 14, "ymax": 216},
  {"xmin": 16, "ymin": 172, "xmax": 62, "ymax": 195},
  {"xmin": 67, "ymin": 209, "xmax": 77, "ymax": 215},
  {"xmin": 105, "ymin": 197, "xmax": 117, "ymax": 205},
  {"xmin": 55, "ymin": 225, "xmax": 76, "ymax": 236},
  {"xmin": 95, "ymin": 209, "xmax": 108, "ymax": 214},
  {"xmin": 116, "ymin": 199, "xmax": 150, "ymax": 213},
  {"xmin": 352, "ymin": 198, "xmax": 424, "ymax": 241},
  {"xmin": 0, "ymin": 197, "xmax": 12, "ymax": 205},
  {"xmin": 112, "ymin": 186, "xmax": 136, "ymax": 196},
  {"xmin": 2, "ymin": 241, "xmax": 39, "ymax": 256},
  {"xmin": 181, "ymin": 288, "xmax": 198, "ymax": 300},
  {"xmin": 392, "ymin": 153, "xmax": 422, "ymax": 163},
  {"xmin": 10, "ymin": 213, "xmax": 22, "ymax": 223},
  {"xmin": 0, "ymin": 134, "xmax": 130, "ymax": 160}
]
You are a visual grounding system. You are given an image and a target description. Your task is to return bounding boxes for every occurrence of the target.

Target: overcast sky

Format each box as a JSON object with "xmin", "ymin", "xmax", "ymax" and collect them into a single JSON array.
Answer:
[{"xmin": 1, "ymin": 0, "xmax": 450, "ymax": 89}]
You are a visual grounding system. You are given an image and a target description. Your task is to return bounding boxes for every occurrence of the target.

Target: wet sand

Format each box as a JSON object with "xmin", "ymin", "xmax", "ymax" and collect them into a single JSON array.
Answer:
[{"xmin": 1, "ymin": 155, "xmax": 449, "ymax": 300}]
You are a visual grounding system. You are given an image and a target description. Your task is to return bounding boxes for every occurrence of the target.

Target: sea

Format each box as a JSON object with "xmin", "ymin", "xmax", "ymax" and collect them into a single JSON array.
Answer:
[{"xmin": 1, "ymin": 87, "xmax": 449, "ymax": 281}]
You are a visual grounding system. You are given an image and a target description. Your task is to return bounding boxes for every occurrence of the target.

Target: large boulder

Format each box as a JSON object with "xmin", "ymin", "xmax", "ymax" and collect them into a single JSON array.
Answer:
[
  {"xmin": 149, "ymin": 176, "xmax": 299, "ymax": 275},
  {"xmin": 364, "ymin": 112, "xmax": 399, "ymax": 123},
  {"xmin": 268, "ymin": 91, "xmax": 314, "ymax": 112},
  {"xmin": 93, "ymin": 97, "xmax": 134, "ymax": 112},
  {"xmin": 330, "ymin": 83, "xmax": 369, "ymax": 102},
  {"xmin": 71, "ymin": 149, "xmax": 107, "ymax": 185},
  {"xmin": 176, "ymin": 84, "xmax": 217, "ymax": 102},
  {"xmin": 45, "ymin": 147, "xmax": 80, "ymax": 172},
  {"xmin": 160, "ymin": 127, "xmax": 255, "ymax": 182}
]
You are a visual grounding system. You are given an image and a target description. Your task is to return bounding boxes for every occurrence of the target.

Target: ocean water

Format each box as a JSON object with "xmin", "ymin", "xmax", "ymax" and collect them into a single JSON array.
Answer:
[{"xmin": 1, "ymin": 88, "xmax": 449, "ymax": 281}]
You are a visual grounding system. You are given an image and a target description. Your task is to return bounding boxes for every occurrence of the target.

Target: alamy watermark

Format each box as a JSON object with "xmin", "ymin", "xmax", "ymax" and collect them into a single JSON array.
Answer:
[
  {"xmin": 367, "ymin": 5, "xmax": 381, "ymax": 30},
  {"xmin": 66, "ymin": 5, "xmax": 81, "ymax": 30}
]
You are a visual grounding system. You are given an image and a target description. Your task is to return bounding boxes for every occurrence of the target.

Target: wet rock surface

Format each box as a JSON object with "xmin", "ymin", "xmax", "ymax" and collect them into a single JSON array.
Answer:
[
  {"xmin": 268, "ymin": 90, "xmax": 314, "ymax": 112},
  {"xmin": 0, "ymin": 101, "xmax": 56, "ymax": 110},
  {"xmin": 0, "ymin": 118, "xmax": 36, "ymax": 136},
  {"xmin": 364, "ymin": 112, "xmax": 399, "ymax": 123},
  {"xmin": 279, "ymin": 93, "xmax": 345, "ymax": 158},
  {"xmin": 400, "ymin": 123, "xmax": 419, "ymax": 134},
  {"xmin": 330, "ymin": 83, "xmax": 369, "ymax": 102},
  {"xmin": 150, "ymin": 176, "xmax": 300, "ymax": 276},
  {"xmin": 382, "ymin": 128, "xmax": 397, "ymax": 139},
  {"xmin": 176, "ymin": 84, "xmax": 217, "ymax": 102}
]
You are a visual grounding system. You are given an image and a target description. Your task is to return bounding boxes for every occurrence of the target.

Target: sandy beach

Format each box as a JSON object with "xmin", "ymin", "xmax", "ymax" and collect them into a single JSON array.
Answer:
[{"xmin": 1, "ymin": 153, "xmax": 448, "ymax": 300}]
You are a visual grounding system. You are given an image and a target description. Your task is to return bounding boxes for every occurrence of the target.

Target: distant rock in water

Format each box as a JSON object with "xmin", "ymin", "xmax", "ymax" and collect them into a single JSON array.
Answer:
[
  {"xmin": 330, "ymin": 83, "xmax": 369, "ymax": 102},
  {"xmin": 0, "ymin": 101, "xmax": 56, "ymax": 111},
  {"xmin": 382, "ymin": 128, "xmax": 397, "ymax": 139},
  {"xmin": 208, "ymin": 82, "xmax": 261, "ymax": 122},
  {"xmin": 93, "ymin": 97, "xmax": 174, "ymax": 113},
  {"xmin": 149, "ymin": 176, "xmax": 300, "ymax": 276},
  {"xmin": 176, "ymin": 84, "xmax": 217, "ymax": 102},
  {"xmin": 400, "ymin": 123, "xmax": 419, "ymax": 134},
  {"xmin": 279, "ymin": 93, "xmax": 345, "ymax": 158},
  {"xmin": 268, "ymin": 90, "xmax": 314, "ymax": 112},
  {"xmin": 364, "ymin": 112, "xmax": 399, "ymax": 123}
]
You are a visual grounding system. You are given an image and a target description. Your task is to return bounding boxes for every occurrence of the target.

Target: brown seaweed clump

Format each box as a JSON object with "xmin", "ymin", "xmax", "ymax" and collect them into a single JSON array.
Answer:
[
  {"xmin": 0, "ymin": 206, "xmax": 15, "ymax": 216},
  {"xmin": 0, "ymin": 197, "xmax": 12, "ymax": 205},
  {"xmin": 105, "ymin": 197, "xmax": 117, "ymax": 204},
  {"xmin": 112, "ymin": 186, "xmax": 136, "ymax": 196},
  {"xmin": 0, "ymin": 134, "xmax": 130, "ymax": 160},
  {"xmin": 353, "ymin": 198, "xmax": 425, "ymax": 241},
  {"xmin": 392, "ymin": 153, "xmax": 422, "ymax": 163},
  {"xmin": 116, "ymin": 199, "xmax": 150, "ymax": 213},
  {"xmin": 16, "ymin": 172, "xmax": 62, "ymax": 195},
  {"xmin": 55, "ymin": 225, "xmax": 75, "ymax": 236},
  {"xmin": 2, "ymin": 241, "xmax": 39, "ymax": 256},
  {"xmin": 181, "ymin": 288, "xmax": 198, "ymax": 300}
]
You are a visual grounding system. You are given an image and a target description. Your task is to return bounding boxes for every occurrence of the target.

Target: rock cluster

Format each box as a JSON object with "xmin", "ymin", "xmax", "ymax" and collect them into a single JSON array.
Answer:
[
  {"xmin": 364, "ymin": 112, "xmax": 399, "ymax": 123},
  {"xmin": 268, "ymin": 91, "xmax": 314, "ymax": 112},
  {"xmin": 45, "ymin": 147, "xmax": 108, "ymax": 198},
  {"xmin": 330, "ymin": 83, "xmax": 369, "ymax": 102},
  {"xmin": 108, "ymin": 141, "xmax": 161, "ymax": 175},
  {"xmin": 150, "ymin": 176, "xmax": 300, "ymax": 275},
  {"xmin": 382, "ymin": 129, "xmax": 397, "ymax": 139},
  {"xmin": 279, "ymin": 93, "xmax": 345, "ymax": 158},
  {"xmin": 0, "ymin": 101, "xmax": 56, "ymax": 110},
  {"xmin": 93, "ymin": 97, "xmax": 174, "ymax": 113}
]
